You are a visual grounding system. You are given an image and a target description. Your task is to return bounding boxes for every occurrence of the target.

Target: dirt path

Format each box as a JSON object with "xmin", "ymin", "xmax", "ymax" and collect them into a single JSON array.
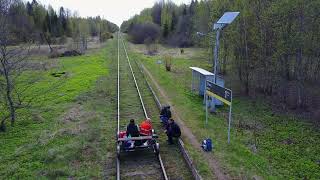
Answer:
[{"xmin": 141, "ymin": 64, "xmax": 230, "ymax": 180}]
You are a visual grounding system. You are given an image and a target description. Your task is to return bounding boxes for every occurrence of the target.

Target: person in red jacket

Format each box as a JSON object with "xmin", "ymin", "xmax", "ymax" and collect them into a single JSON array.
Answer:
[{"xmin": 140, "ymin": 118, "xmax": 152, "ymax": 136}]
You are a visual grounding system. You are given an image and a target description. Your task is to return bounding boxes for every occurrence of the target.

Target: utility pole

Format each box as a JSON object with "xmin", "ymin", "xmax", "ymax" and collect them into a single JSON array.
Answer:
[{"xmin": 213, "ymin": 12, "xmax": 240, "ymax": 83}]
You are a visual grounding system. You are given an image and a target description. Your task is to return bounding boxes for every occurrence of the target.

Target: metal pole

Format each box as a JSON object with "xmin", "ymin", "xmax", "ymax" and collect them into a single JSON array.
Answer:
[
  {"xmin": 213, "ymin": 29, "xmax": 221, "ymax": 84},
  {"xmin": 205, "ymin": 79, "xmax": 208, "ymax": 125},
  {"xmin": 191, "ymin": 70, "xmax": 194, "ymax": 92},
  {"xmin": 211, "ymin": 28, "xmax": 221, "ymax": 112},
  {"xmin": 206, "ymin": 94, "xmax": 208, "ymax": 125},
  {"xmin": 227, "ymin": 97, "xmax": 233, "ymax": 144},
  {"xmin": 203, "ymin": 79, "xmax": 206, "ymax": 104}
]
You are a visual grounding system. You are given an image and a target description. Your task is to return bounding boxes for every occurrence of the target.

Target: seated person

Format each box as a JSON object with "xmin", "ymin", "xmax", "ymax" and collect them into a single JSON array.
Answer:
[
  {"xmin": 140, "ymin": 118, "xmax": 153, "ymax": 136},
  {"xmin": 140, "ymin": 118, "xmax": 153, "ymax": 146},
  {"xmin": 160, "ymin": 105, "xmax": 171, "ymax": 125},
  {"xmin": 165, "ymin": 119, "xmax": 181, "ymax": 145},
  {"xmin": 126, "ymin": 119, "xmax": 140, "ymax": 147}
]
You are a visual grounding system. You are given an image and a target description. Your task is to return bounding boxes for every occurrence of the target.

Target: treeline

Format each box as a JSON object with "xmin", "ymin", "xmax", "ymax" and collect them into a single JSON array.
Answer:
[
  {"xmin": 6, "ymin": 0, "xmax": 118, "ymax": 46},
  {"xmin": 121, "ymin": 0, "xmax": 204, "ymax": 47},
  {"xmin": 1, "ymin": 0, "xmax": 118, "ymax": 130},
  {"xmin": 121, "ymin": 0, "xmax": 320, "ymax": 119}
]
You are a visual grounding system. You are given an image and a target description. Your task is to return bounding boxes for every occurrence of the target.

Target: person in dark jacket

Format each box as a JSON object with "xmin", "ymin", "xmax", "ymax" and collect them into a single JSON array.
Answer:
[
  {"xmin": 126, "ymin": 119, "xmax": 140, "ymax": 137},
  {"xmin": 165, "ymin": 119, "xmax": 181, "ymax": 144},
  {"xmin": 160, "ymin": 106, "xmax": 172, "ymax": 125},
  {"xmin": 126, "ymin": 119, "xmax": 140, "ymax": 148}
]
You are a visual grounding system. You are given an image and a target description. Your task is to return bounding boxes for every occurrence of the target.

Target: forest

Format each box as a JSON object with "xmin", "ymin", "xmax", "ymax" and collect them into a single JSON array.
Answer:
[
  {"xmin": 4, "ymin": 0, "xmax": 118, "ymax": 47},
  {"xmin": 0, "ymin": 0, "xmax": 118, "ymax": 131},
  {"xmin": 121, "ymin": 0, "xmax": 320, "ymax": 121}
]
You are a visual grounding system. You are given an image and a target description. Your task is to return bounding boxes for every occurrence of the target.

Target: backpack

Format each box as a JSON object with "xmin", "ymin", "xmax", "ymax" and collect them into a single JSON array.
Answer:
[{"xmin": 202, "ymin": 138, "xmax": 213, "ymax": 152}]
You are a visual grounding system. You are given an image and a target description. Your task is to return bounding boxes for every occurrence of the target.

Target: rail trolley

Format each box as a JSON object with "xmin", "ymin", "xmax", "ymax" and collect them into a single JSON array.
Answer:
[{"xmin": 116, "ymin": 129, "xmax": 160, "ymax": 157}]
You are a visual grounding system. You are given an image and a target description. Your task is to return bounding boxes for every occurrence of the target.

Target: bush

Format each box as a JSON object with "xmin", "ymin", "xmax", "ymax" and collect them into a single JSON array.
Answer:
[
  {"xmin": 145, "ymin": 37, "xmax": 158, "ymax": 55},
  {"xmin": 48, "ymin": 50, "xmax": 60, "ymax": 59},
  {"xmin": 100, "ymin": 32, "xmax": 113, "ymax": 42},
  {"xmin": 58, "ymin": 36, "xmax": 67, "ymax": 44},
  {"xmin": 167, "ymin": 16, "xmax": 193, "ymax": 47},
  {"xmin": 168, "ymin": 33, "xmax": 193, "ymax": 48},
  {"xmin": 128, "ymin": 23, "xmax": 160, "ymax": 44},
  {"xmin": 164, "ymin": 55, "xmax": 172, "ymax": 71}
]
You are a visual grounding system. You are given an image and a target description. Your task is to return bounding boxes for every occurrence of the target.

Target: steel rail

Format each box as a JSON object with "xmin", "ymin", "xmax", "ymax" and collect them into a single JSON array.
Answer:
[
  {"xmin": 117, "ymin": 33, "xmax": 168, "ymax": 180},
  {"xmin": 116, "ymin": 31, "xmax": 120, "ymax": 180},
  {"xmin": 117, "ymin": 31, "xmax": 120, "ymax": 135},
  {"xmin": 120, "ymin": 37, "xmax": 148, "ymax": 119}
]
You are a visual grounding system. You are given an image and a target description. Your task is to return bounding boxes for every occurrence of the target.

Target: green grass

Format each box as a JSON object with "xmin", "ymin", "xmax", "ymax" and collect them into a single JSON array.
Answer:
[
  {"xmin": 0, "ymin": 37, "xmax": 194, "ymax": 179},
  {"xmin": 128, "ymin": 44, "xmax": 320, "ymax": 179},
  {"xmin": 0, "ymin": 41, "xmax": 117, "ymax": 179}
]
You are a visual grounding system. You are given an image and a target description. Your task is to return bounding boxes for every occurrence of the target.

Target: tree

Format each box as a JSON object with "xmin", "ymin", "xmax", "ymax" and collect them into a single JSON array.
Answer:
[
  {"xmin": 128, "ymin": 23, "xmax": 160, "ymax": 44},
  {"xmin": 26, "ymin": 2, "xmax": 32, "ymax": 16},
  {"xmin": 182, "ymin": 4, "xmax": 187, "ymax": 16},
  {"xmin": 59, "ymin": 7, "xmax": 67, "ymax": 35},
  {"xmin": 41, "ymin": 12, "xmax": 53, "ymax": 52},
  {"xmin": 0, "ymin": 0, "xmax": 68, "ymax": 131},
  {"xmin": 121, "ymin": 0, "xmax": 320, "ymax": 119},
  {"xmin": 171, "ymin": 11, "xmax": 177, "ymax": 31},
  {"xmin": 152, "ymin": 3, "xmax": 162, "ymax": 26},
  {"xmin": 189, "ymin": 0, "xmax": 196, "ymax": 15},
  {"xmin": 163, "ymin": 22, "xmax": 169, "ymax": 38},
  {"xmin": 0, "ymin": 0, "xmax": 36, "ymax": 130}
]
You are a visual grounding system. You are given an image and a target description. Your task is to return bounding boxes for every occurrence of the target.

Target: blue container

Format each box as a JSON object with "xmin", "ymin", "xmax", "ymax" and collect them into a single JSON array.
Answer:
[{"xmin": 202, "ymin": 138, "xmax": 213, "ymax": 152}]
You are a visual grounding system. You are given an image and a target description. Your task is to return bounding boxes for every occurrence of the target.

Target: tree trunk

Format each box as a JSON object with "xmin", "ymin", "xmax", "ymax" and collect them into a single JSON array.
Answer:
[
  {"xmin": 244, "ymin": 19, "xmax": 250, "ymax": 95},
  {"xmin": 296, "ymin": 2, "xmax": 304, "ymax": 108},
  {"xmin": 1, "ymin": 55, "xmax": 15, "ymax": 126},
  {"xmin": 5, "ymin": 71, "xmax": 15, "ymax": 126},
  {"xmin": 41, "ymin": 33, "xmax": 53, "ymax": 53},
  {"xmin": 0, "ymin": 119, "xmax": 6, "ymax": 132},
  {"xmin": 284, "ymin": 54, "xmax": 290, "ymax": 80}
]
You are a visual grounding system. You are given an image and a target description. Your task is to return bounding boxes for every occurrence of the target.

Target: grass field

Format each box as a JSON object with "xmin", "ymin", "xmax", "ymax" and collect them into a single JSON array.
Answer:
[
  {"xmin": 0, "ymin": 41, "xmax": 115, "ymax": 178},
  {"xmin": 1, "ymin": 37, "xmax": 194, "ymax": 179},
  {"xmin": 127, "ymin": 42, "xmax": 320, "ymax": 179}
]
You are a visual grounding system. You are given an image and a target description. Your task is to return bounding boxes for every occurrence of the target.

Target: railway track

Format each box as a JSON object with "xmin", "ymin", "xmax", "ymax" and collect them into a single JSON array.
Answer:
[
  {"xmin": 116, "ymin": 32, "xmax": 168, "ymax": 180},
  {"xmin": 118, "ymin": 36, "xmax": 202, "ymax": 180}
]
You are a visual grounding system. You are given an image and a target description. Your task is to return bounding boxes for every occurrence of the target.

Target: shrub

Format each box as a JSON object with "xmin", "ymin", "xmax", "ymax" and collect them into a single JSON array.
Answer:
[
  {"xmin": 128, "ymin": 23, "xmax": 160, "ymax": 44},
  {"xmin": 58, "ymin": 35, "xmax": 67, "ymax": 44},
  {"xmin": 168, "ymin": 33, "xmax": 193, "ymax": 47},
  {"xmin": 48, "ymin": 50, "xmax": 60, "ymax": 59},
  {"xmin": 164, "ymin": 55, "xmax": 172, "ymax": 71},
  {"xmin": 100, "ymin": 32, "xmax": 113, "ymax": 42},
  {"xmin": 144, "ymin": 37, "xmax": 158, "ymax": 55}
]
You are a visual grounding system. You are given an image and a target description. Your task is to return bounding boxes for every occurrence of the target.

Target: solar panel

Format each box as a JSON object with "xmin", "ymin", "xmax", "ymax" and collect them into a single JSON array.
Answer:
[{"xmin": 216, "ymin": 12, "xmax": 240, "ymax": 24}]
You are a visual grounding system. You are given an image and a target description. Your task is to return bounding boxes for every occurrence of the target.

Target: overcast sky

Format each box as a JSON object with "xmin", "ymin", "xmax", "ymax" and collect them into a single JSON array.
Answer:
[{"xmin": 36, "ymin": 0, "xmax": 192, "ymax": 26}]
